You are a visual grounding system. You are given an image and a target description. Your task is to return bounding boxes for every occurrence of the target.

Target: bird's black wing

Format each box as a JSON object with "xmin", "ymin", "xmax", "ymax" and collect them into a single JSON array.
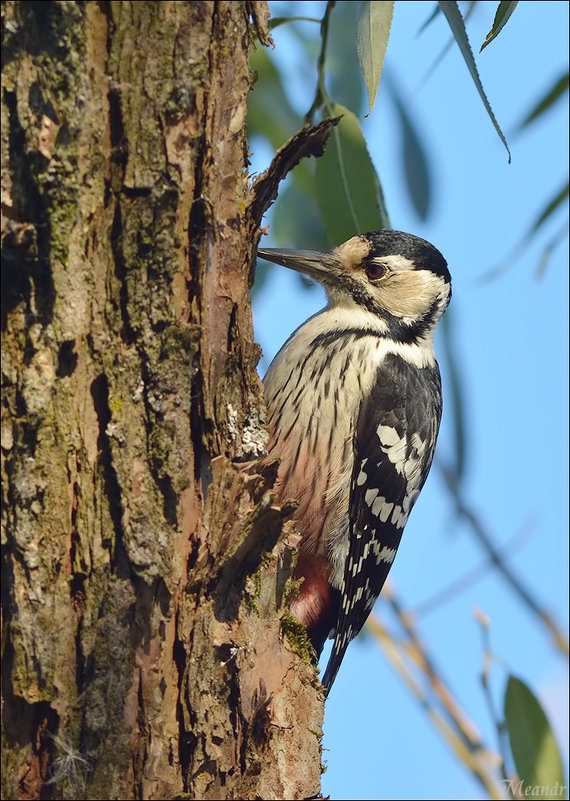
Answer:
[{"xmin": 321, "ymin": 353, "xmax": 442, "ymax": 693}]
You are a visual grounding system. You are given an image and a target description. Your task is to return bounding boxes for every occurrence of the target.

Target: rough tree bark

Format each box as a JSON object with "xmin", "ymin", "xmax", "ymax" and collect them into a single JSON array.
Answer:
[{"xmin": 1, "ymin": 2, "xmax": 332, "ymax": 799}]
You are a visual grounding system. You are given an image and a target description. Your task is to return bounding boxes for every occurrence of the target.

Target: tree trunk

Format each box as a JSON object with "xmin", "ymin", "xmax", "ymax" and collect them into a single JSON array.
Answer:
[{"xmin": 1, "ymin": 2, "xmax": 324, "ymax": 798}]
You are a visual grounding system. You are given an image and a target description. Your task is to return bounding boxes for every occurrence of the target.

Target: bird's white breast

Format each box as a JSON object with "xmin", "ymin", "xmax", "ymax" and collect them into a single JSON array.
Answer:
[{"xmin": 264, "ymin": 305, "xmax": 436, "ymax": 585}]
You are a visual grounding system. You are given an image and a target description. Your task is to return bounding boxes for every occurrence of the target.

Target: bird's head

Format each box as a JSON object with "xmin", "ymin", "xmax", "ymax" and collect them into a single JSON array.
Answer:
[{"xmin": 257, "ymin": 229, "xmax": 451, "ymax": 344}]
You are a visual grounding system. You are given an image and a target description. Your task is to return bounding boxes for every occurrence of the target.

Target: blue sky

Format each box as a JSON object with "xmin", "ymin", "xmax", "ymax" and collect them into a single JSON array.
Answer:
[{"xmin": 251, "ymin": 2, "xmax": 569, "ymax": 798}]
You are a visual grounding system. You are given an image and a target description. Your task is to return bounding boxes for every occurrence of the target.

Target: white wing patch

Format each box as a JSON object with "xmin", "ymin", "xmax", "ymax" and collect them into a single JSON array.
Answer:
[
  {"xmin": 376, "ymin": 425, "xmax": 400, "ymax": 446},
  {"xmin": 363, "ymin": 426, "xmax": 429, "ymax": 529},
  {"xmin": 356, "ymin": 457, "xmax": 369, "ymax": 486},
  {"xmin": 364, "ymin": 487, "xmax": 378, "ymax": 507},
  {"xmin": 376, "ymin": 424, "xmax": 408, "ymax": 473},
  {"xmin": 347, "ymin": 539, "xmax": 397, "ymax": 577},
  {"xmin": 376, "ymin": 499, "xmax": 393, "ymax": 521},
  {"xmin": 376, "ymin": 426, "xmax": 427, "ymax": 477}
]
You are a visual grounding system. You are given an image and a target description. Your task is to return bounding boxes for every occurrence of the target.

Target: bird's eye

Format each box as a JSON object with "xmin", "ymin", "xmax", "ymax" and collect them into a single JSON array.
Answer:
[{"xmin": 365, "ymin": 261, "xmax": 386, "ymax": 280}]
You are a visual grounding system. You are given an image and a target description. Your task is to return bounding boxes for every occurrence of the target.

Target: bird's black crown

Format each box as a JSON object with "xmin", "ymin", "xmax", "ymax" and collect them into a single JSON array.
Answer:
[{"xmin": 363, "ymin": 229, "xmax": 451, "ymax": 285}]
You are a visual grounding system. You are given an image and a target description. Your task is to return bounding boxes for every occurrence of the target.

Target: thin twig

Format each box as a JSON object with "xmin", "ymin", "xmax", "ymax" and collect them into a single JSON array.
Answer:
[
  {"xmin": 367, "ymin": 597, "xmax": 506, "ymax": 800},
  {"xmin": 474, "ymin": 609, "xmax": 515, "ymax": 795},
  {"xmin": 305, "ymin": 1, "xmax": 336, "ymax": 124},
  {"xmin": 440, "ymin": 462, "xmax": 569, "ymax": 657},
  {"xmin": 412, "ymin": 520, "xmax": 534, "ymax": 618}
]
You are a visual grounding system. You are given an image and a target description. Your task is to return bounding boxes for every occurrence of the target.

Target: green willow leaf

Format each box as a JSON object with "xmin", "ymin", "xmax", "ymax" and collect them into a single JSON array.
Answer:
[
  {"xmin": 530, "ymin": 182, "xmax": 569, "ymax": 235},
  {"xmin": 328, "ymin": 1, "xmax": 366, "ymax": 116},
  {"xmin": 418, "ymin": 4, "xmax": 442, "ymax": 35},
  {"xmin": 355, "ymin": 0, "xmax": 394, "ymax": 114},
  {"xmin": 535, "ymin": 222, "xmax": 569, "ymax": 278},
  {"xmin": 415, "ymin": 1, "xmax": 477, "ymax": 92},
  {"xmin": 268, "ymin": 16, "xmax": 320, "ymax": 30},
  {"xmin": 517, "ymin": 73, "xmax": 569, "ymax": 131},
  {"xmin": 439, "ymin": 1, "xmax": 511, "ymax": 162},
  {"xmin": 478, "ymin": 182, "xmax": 569, "ymax": 281},
  {"xmin": 247, "ymin": 48, "xmax": 301, "ymax": 149},
  {"xmin": 315, "ymin": 103, "xmax": 389, "ymax": 245},
  {"xmin": 272, "ymin": 176, "xmax": 330, "ymax": 251},
  {"xmin": 505, "ymin": 676, "xmax": 566, "ymax": 797},
  {"xmin": 480, "ymin": 1, "xmax": 518, "ymax": 52},
  {"xmin": 385, "ymin": 73, "xmax": 431, "ymax": 220}
]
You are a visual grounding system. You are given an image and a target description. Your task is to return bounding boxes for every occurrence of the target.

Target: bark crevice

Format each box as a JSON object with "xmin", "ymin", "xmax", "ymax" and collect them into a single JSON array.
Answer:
[{"xmin": 2, "ymin": 3, "xmax": 325, "ymax": 798}]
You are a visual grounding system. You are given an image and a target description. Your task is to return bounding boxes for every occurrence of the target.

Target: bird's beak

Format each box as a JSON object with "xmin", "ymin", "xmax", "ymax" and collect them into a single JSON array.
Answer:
[{"xmin": 257, "ymin": 247, "xmax": 341, "ymax": 283}]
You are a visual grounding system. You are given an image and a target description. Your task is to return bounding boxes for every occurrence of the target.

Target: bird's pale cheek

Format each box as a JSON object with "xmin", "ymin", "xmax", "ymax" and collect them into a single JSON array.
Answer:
[{"xmin": 377, "ymin": 273, "xmax": 442, "ymax": 318}]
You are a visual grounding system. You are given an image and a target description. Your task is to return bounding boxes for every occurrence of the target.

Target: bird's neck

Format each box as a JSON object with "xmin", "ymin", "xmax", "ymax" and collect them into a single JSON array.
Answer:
[
  {"xmin": 286, "ymin": 305, "xmax": 438, "ymax": 370},
  {"xmin": 314, "ymin": 303, "xmax": 438, "ymax": 352}
]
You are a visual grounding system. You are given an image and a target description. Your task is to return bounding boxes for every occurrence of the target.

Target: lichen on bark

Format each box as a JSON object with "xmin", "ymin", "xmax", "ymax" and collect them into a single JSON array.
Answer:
[{"xmin": 1, "ymin": 2, "xmax": 325, "ymax": 799}]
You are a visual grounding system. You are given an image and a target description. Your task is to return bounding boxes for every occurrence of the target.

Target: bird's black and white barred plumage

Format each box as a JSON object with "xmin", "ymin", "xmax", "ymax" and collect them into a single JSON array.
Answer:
[
  {"xmin": 258, "ymin": 230, "xmax": 451, "ymax": 694},
  {"xmin": 322, "ymin": 352, "xmax": 443, "ymax": 689}
]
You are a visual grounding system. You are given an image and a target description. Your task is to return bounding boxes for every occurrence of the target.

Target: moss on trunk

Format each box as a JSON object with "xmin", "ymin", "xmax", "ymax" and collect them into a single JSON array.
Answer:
[{"xmin": 1, "ymin": 2, "xmax": 324, "ymax": 799}]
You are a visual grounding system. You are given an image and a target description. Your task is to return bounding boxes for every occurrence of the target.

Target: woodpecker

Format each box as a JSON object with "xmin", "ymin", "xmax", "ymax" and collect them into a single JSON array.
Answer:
[{"xmin": 257, "ymin": 229, "xmax": 451, "ymax": 694}]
